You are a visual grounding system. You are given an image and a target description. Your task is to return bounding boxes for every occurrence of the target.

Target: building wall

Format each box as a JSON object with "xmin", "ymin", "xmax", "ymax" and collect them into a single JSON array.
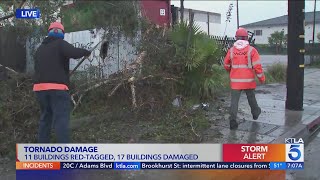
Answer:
[
  {"xmin": 26, "ymin": 29, "xmax": 139, "ymax": 77},
  {"xmin": 177, "ymin": 9, "xmax": 222, "ymax": 36},
  {"xmin": 244, "ymin": 23, "xmax": 320, "ymax": 44},
  {"xmin": 140, "ymin": 0, "xmax": 171, "ymax": 26}
]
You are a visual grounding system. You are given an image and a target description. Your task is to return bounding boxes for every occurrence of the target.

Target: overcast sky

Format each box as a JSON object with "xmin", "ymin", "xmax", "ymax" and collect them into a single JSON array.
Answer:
[{"xmin": 171, "ymin": 0, "xmax": 320, "ymax": 36}]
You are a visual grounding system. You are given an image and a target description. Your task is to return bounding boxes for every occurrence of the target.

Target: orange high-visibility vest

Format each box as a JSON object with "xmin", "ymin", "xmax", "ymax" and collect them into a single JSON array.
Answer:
[
  {"xmin": 223, "ymin": 46, "xmax": 265, "ymax": 90},
  {"xmin": 33, "ymin": 83, "xmax": 69, "ymax": 91}
]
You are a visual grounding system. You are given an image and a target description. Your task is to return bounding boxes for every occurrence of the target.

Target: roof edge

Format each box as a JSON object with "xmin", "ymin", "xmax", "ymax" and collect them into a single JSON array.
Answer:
[{"xmin": 241, "ymin": 11, "xmax": 320, "ymax": 27}]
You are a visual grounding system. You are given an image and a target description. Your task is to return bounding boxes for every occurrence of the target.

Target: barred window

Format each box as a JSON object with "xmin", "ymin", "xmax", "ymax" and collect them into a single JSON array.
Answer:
[{"xmin": 254, "ymin": 30, "xmax": 262, "ymax": 36}]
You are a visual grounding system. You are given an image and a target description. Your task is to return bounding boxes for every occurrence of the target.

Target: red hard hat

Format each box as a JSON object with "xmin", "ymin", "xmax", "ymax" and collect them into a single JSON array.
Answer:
[
  {"xmin": 235, "ymin": 27, "xmax": 248, "ymax": 37},
  {"xmin": 48, "ymin": 22, "xmax": 64, "ymax": 32}
]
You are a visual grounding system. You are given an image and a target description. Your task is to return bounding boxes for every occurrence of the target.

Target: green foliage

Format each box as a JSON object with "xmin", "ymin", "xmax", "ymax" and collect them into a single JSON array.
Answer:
[
  {"xmin": 0, "ymin": 0, "xmax": 140, "ymax": 40},
  {"xmin": 263, "ymin": 72, "xmax": 276, "ymax": 83},
  {"xmin": 169, "ymin": 22, "xmax": 224, "ymax": 99},
  {"xmin": 61, "ymin": 1, "xmax": 139, "ymax": 37},
  {"xmin": 268, "ymin": 31, "xmax": 287, "ymax": 54},
  {"xmin": 265, "ymin": 63, "xmax": 287, "ymax": 83},
  {"xmin": 0, "ymin": 0, "xmax": 65, "ymax": 41}
]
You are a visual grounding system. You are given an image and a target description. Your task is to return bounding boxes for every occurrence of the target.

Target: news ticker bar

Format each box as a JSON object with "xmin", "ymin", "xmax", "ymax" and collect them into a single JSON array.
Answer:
[
  {"xmin": 16, "ymin": 162, "xmax": 304, "ymax": 170},
  {"xmin": 17, "ymin": 143, "xmax": 304, "ymax": 162}
]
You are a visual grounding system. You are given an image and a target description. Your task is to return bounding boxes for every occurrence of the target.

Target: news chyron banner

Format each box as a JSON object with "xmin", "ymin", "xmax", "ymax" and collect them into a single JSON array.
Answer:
[{"xmin": 16, "ymin": 138, "xmax": 304, "ymax": 180}]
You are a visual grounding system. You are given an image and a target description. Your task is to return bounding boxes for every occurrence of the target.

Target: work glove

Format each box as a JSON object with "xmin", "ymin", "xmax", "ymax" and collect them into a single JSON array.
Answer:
[
  {"xmin": 84, "ymin": 50, "xmax": 92, "ymax": 59},
  {"xmin": 259, "ymin": 76, "xmax": 266, "ymax": 84}
]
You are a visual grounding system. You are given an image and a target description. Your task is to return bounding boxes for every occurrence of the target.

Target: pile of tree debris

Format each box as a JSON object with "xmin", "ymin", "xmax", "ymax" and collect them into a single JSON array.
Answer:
[{"xmin": 0, "ymin": 65, "xmax": 38, "ymax": 156}]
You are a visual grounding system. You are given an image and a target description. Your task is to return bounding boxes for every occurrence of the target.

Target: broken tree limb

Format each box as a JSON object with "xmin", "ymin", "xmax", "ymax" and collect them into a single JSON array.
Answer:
[
  {"xmin": 71, "ymin": 94, "xmax": 84, "ymax": 112},
  {"xmin": 71, "ymin": 51, "xmax": 146, "ymax": 110},
  {"xmin": 71, "ymin": 78, "xmax": 111, "ymax": 109},
  {"xmin": 0, "ymin": 63, "xmax": 19, "ymax": 74},
  {"xmin": 128, "ymin": 77, "xmax": 137, "ymax": 109},
  {"xmin": 106, "ymin": 51, "xmax": 146, "ymax": 96},
  {"xmin": 141, "ymin": 74, "xmax": 180, "ymax": 82},
  {"xmin": 108, "ymin": 81, "xmax": 123, "ymax": 97}
]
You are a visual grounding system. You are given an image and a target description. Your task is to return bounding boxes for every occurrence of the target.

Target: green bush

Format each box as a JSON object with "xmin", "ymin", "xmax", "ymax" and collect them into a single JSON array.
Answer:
[{"xmin": 169, "ymin": 22, "xmax": 224, "ymax": 99}]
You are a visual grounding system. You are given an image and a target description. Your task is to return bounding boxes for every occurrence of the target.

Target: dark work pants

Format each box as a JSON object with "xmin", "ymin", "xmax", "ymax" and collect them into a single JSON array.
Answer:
[
  {"xmin": 35, "ymin": 90, "xmax": 71, "ymax": 143},
  {"xmin": 229, "ymin": 89, "xmax": 260, "ymax": 121}
]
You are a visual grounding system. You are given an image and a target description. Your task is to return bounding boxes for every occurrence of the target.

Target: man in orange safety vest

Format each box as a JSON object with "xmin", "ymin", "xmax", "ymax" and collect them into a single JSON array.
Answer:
[{"xmin": 223, "ymin": 27, "xmax": 266, "ymax": 130}]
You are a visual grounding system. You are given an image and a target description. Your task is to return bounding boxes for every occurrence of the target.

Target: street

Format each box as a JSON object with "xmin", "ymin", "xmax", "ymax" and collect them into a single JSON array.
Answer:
[{"xmin": 260, "ymin": 55, "xmax": 313, "ymax": 68}]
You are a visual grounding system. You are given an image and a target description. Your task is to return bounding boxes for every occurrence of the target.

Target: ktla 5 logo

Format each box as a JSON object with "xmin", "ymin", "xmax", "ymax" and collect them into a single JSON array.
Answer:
[{"xmin": 285, "ymin": 144, "xmax": 304, "ymax": 162}]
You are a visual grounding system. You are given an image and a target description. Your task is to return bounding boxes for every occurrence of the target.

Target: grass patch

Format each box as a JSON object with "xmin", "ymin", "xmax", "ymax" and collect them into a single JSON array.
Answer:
[
  {"xmin": 265, "ymin": 63, "xmax": 287, "ymax": 83},
  {"xmin": 264, "ymin": 72, "xmax": 276, "ymax": 83}
]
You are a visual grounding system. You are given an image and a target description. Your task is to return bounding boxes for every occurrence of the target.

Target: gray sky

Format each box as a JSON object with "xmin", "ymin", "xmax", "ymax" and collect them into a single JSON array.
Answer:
[{"xmin": 171, "ymin": 0, "xmax": 320, "ymax": 36}]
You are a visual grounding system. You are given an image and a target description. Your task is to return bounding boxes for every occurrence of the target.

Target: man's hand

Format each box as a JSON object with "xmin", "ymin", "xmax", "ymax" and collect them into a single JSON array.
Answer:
[{"xmin": 84, "ymin": 50, "xmax": 92, "ymax": 59}]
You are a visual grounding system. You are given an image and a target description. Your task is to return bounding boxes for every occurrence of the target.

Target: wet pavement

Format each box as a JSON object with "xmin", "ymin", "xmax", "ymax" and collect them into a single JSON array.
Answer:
[
  {"xmin": 260, "ymin": 55, "xmax": 314, "ymax": 68},
  {"xmin": 203, "ymin": 68, "xmax": 320, "ymax": 145}
]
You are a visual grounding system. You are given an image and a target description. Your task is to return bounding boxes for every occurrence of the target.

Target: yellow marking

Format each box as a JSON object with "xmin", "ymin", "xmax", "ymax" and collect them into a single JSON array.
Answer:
[
  {"xmin": 299, "ymin": 49, "xmax": 305, "ymax": 53},
  {"xmin": 299, "ymin": 35, "xmax": 305, "ymax": 38},
  {"xmin": 299, "ymin": 64, "xmax": 304, "ymax": 68}
]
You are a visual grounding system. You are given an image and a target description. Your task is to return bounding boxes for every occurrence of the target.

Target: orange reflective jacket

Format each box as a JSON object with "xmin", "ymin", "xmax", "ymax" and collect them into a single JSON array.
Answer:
[{"xmin": 223, "ymin": 45, "xmax": 265, "ymax": 90}]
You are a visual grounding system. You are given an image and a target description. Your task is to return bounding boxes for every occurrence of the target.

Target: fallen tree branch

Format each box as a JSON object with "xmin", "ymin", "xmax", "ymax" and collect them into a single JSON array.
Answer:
[
  {"xmin": 72, "ymin": 94, "xmax": 84, "ymax": 112},
  {"xmin": 0, "ymin": 63, "xmax": 19, "ymax": 74},
  {"xmin": 10, "ymin": 104, "xmax": 31, "ymax": 118},
  {"xmin": 108, "ymin": 81, "xmax": 123, "ymax": 97},
  {"xmin": 71, "ymin": 51, "xmax": 146, "ymax": 110},
  {"xmin": 71, "ymin": 78, "xmax": 112, "ymax": 111},
  {"xmin": 141, "ymin": 75, "xmax": 180, "ymax": 82},
  {"xmin": 71, "ymin": 95, "xmax": 77, "ymax": 107},
  {"xmin": 189, "ymin": 119, "xmax": 201, "ymax": 139},
  {"xmin": 128, "ymin": 77, "xmax": 137, "ymax": 109}
]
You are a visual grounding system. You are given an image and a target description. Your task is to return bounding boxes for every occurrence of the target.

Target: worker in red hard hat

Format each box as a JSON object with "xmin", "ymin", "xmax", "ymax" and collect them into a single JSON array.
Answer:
[
  {"xmin": 223, "ymin": 27, "xmax": 266, "ymax": 130},
  {"xmin": 33, "ymin": 21, "xmax": 91, "ymax": 143}
]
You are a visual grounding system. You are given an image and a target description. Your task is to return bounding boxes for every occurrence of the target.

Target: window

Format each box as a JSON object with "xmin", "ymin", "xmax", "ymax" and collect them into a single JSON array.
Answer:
[{"xmin": 254, "ymin": 30, "xmax": 262, "ymax": 36}]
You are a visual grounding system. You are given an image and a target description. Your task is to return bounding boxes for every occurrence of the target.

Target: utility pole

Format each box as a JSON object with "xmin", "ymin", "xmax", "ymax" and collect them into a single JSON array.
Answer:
[
  {"xmin": 312, "ymin": 0, "xmax": 316, "ymax": 44},
  {"xmin": 286, "ymin": 0, "xmax": 305, "ymax": 111},
  {"xmin": 236, "ymin": 0, "xmax": 239, "ymax": 29},
  {"xmin": 207, "ymin": 12, "xmax": 210, "ymax": 35},
  {"xmin": 180, "ymin": 0, "xmax": 184, "ymax": 23}
]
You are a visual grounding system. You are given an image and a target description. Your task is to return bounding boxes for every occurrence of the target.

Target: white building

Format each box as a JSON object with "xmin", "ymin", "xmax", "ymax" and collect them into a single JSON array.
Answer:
[
  {"xmin": 242, "ymin": 11, "xmax": 320, "ymax": 44},
  {"xmin": 176, "ymin": 8, "xmax": 222, "ymax": 36},
  {"xmin": 26, "ymin": 29, "xmax": 139, "ymax": 76}
]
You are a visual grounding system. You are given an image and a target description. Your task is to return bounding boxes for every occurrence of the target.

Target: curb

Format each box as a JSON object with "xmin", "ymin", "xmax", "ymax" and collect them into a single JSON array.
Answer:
[{"xmin": 271, "ymin": 116, "xmax": 320, "ymax": 144}]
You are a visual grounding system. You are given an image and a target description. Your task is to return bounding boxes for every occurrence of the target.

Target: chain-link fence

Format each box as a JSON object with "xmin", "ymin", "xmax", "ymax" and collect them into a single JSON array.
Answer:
[{"xmin": 211, "ymin": 31, "xmax": 255, "ymax": 64}]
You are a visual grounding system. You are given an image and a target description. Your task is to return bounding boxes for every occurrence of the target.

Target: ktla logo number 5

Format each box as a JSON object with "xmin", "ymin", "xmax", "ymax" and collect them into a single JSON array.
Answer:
[{"xmin": 286, "ymin": 144, "xmax": 304, "ymax": 162}]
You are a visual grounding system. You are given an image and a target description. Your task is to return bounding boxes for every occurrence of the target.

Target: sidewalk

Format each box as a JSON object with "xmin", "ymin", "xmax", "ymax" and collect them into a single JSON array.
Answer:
[{"xmin": 203, "ymin": 68, "xmax": 320, "ymax": 145}]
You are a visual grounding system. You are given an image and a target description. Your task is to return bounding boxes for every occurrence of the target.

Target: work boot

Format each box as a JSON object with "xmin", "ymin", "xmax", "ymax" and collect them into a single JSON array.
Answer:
[
  {"xmin": 230, "ymin": 120, "xmax": 238, "ymax": 130},
  {"xmin": 252, "ymin": 107, "xmax": 261, "ymax": 120}
]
